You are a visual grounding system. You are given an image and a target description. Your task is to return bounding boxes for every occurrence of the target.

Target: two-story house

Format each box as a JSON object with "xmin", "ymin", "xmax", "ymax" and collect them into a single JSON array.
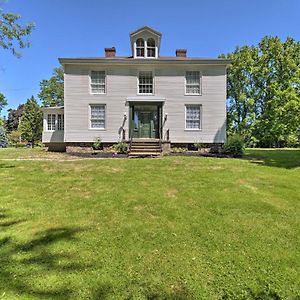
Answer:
[{"xmin": 42, "ymin": 26, "xmax": 230, "ymax": 155}]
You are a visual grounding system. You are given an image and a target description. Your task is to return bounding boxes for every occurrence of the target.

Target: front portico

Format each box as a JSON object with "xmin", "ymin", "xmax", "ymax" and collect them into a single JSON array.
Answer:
[{"xmin": 126, "ymin": 98, "xmax": 164, "ymax": 140}]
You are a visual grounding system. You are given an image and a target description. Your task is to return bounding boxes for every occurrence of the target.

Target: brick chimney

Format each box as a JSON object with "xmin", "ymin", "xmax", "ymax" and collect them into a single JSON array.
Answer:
[
  {"xmin": 105, "ymin": 47, "xmax": 116, "ymax": 57},
  {"xmin": 176, "ymin": 49, "xmax": 187, "ymax": 57}
]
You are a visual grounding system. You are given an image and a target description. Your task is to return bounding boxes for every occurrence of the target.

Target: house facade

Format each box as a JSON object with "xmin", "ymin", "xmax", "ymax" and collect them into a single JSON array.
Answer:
[{"xmin": 42, "ymin": 26, "xmax": 230, "ymax": 153}]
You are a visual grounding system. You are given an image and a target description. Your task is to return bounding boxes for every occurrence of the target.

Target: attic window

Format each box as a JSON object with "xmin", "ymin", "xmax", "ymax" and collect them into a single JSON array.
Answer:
[
  {"xmin": 147, "ymin": 38, "xmax": 156, "ymax": 57},
  {"xmin": 136, "ymin": 38, "xmax": 144, "ymax": 57}
]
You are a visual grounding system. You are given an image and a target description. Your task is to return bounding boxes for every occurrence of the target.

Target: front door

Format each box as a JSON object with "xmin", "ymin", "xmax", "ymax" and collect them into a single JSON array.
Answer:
[
  {"xmin": 130, "ymin": 104, "xmax": 161, "ymax": 139},
  {"xmin": 139, "ymin": 112, "xmax": 152, "ymax": 138}
]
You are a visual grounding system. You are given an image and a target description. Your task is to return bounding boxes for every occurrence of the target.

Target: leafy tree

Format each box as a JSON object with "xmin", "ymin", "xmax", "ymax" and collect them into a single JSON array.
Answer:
[
  {"xmin": 18, "ymin": 96, "xmax": 42, "ymax": 147},
  {"xmin": 38, "ymin": 67, "xmax": 64, "ymax": 107},
  {"xmin": 0, "ymin": 92, "xmax": 7, "ymax": 113},
  {"xmin": 0, "ymin": 8, "xmax": 34, "ymax": 58},
  {"xmin": 5, "ymin": 103, "xmax": 24, "ymax": 132},
  {"xmin": 221, "ymin": 36, "xmax": 300, "ymax": 147}
]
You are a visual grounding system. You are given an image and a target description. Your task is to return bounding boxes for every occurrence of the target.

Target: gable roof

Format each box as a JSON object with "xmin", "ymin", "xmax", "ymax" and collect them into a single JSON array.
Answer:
[{"xmin": 130, "ymin": 26, "xmax": 162, "ymax": 38}]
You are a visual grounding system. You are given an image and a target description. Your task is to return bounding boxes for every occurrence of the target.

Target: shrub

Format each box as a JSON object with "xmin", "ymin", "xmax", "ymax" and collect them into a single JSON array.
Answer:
[
  {"xmin": 8, "ymin": 130, "xmax": 22, "ymax": 146},
  {"xmin": 92, "ymin": 138, "xmax": 102, "ymax": 150},
  {"xmin": 15, "ymin": 142, "xmax": 26, "ymax": 148},
  {"xmin": 224, "ymin": 135, "xmax": 245, "ymax": 157},
  {"xmin": 194, "ymin": 142, "xmax": 205, "ymax": 150},
  {"xmin": 286, "ymin": 133, "xmax": 299, "ymax": 148},
  {"xmin": 0, "ymin": 126, "xmax": 8, "ymax": 147},
  {"xmin": 112, "ymin": 142, "xmax": 128, "ymax": 154}
]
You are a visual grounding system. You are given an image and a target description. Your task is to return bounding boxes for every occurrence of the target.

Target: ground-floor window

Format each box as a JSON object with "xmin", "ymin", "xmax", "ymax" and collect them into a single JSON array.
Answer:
[
  {"xmin": 47, "ymin": 114, "xmax": 56, "ymax": 131},
  {"xmin": 185, "ymin": 105, "xmax": 201, "ymax": 129},
  {"xmin": 90, "ymin": 105, "xmax": 106, "ymax": 129},
  {"xmin": 57, "ymin": 114, "xmax": 64, "ymax": 131}
]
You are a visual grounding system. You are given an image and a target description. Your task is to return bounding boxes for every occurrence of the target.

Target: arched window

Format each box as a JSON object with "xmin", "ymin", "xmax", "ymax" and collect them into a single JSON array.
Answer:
[
  {"xmin": 136, "ymin": 38, "xmax": 145, "ymax": 57},
  {"xmin": 147, "ymin": 38, "xmax": 156, "ymax": 57}
]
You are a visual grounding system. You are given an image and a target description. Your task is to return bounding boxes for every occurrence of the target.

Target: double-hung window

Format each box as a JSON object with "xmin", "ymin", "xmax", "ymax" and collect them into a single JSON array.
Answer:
[
  {"xmin": 138, "ymin": 71, "xmax": 153, "ymax": 94},
  {"xmin": 90, "ymin": 105, "xmax": 105, "ymax": 129},
  {"xmin": 57, "ymin": 114, "xmax": 64, "ymax": 131},
  {"xmin": 47, "ymin": 114, "xmax": 56, "ymax": 131},
  {"xmin": 90, "ymin": 71, "xmax": 106, "ymax": 94},
  {"xmin": 185, "ymin": 71, "xmax": 201, "ymax": 95},
  {"xmin": 185, "ymin": 105, "xmax": 201, "ymax": 130}
]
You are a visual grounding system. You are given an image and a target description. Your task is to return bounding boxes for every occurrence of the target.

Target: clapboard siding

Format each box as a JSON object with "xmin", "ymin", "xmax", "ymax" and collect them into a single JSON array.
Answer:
[{"xmin": 64, "ymin": 64, "xmax": 226, "ymax": 143}]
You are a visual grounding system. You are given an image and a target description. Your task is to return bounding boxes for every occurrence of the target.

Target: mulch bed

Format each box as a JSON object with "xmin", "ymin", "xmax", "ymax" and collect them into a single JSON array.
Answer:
[{"xmin": 67, "ymin": 152, "xmax": 128, "ymax": 159}]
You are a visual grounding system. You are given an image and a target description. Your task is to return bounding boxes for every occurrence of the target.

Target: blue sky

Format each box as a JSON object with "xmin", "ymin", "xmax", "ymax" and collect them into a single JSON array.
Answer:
[{"xmin": 1, "ymin": 0, "xmax": 300, "ymax": 116}]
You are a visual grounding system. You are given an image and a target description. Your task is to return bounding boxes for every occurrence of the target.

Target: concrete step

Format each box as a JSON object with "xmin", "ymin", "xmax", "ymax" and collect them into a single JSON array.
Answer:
[{"xmin": 128, "ymin": 152, "xmax": 161, "ymax": 158}]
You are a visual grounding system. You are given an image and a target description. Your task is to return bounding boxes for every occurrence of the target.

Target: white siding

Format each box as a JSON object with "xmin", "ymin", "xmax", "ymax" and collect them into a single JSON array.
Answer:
[
  {"xmin": 63, "ymin": 64, "xmax": 227, "ymax": 143},
  {"xmin": 42, "ymin": 108, "xmax": 64, "ymax": 143}
]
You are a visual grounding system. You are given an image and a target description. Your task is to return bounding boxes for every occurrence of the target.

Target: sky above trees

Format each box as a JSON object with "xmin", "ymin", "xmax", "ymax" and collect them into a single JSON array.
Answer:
[{"xmin": 1, "ymin": 0, "xmax": 300, "ymax": 115}]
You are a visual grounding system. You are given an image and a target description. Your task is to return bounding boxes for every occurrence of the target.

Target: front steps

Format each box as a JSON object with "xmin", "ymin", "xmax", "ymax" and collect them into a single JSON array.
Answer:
[{"xmin": 128, "ymin": 139, "xmax": 162, "ymax": 158}]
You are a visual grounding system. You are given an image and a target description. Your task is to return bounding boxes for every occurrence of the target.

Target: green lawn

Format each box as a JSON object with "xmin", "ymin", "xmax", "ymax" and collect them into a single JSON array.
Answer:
[{"xmin": 0, "ymin": 148, "xmax": 299, "ymax": 299}]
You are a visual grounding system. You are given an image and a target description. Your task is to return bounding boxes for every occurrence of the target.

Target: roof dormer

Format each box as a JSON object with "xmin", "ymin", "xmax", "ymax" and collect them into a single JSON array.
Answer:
[{"xmin": 130, "ymin": 26, "xmax": 162, "ymax": 59}]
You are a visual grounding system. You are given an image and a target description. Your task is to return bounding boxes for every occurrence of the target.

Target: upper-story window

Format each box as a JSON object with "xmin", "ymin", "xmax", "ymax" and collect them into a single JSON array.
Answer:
[
  {"xmin": 185, "ymin": 71, "xmax": 201, "ymax": 95},
  {"xmin": 138, "ymin": 71, "xmax": 153, "ymax": 94},
  {"xmin": 90, "ymin": 71, "xmax": 106, "ymax": 94},
  {"xmin": 147, "ymin": 38, "xmax": 156, "ymax": 57},
  {"xmin": 136, "ymin": 38, "xmax": 145, "ymax": 57}
]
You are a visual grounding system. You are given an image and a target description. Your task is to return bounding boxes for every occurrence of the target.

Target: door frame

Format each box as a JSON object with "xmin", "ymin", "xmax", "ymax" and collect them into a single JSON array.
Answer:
[{"xmin": 129, "ymin": 102, "xmax": 163, "ymax": 139}]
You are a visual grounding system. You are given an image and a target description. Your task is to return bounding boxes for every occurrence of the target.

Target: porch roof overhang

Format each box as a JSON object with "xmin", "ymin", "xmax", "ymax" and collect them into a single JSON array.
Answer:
[{"xmin": 125, "ymin": 96, "xmax": 165, "ymax": 105}]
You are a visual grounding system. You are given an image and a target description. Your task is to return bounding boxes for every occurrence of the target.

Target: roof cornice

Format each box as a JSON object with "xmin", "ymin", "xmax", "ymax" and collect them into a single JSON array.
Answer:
[{"xmin": 59, "ymin": 58, "xmax": 231, "ymax": 66}]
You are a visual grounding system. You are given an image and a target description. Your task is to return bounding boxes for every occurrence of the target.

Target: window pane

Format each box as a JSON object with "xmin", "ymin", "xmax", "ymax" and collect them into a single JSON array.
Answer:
[
  {"xmin": 57, "ymin": 114, "xmax": 64, "ymax": 131},
  {"xmin": 186, "ymin": 106, "xmax": 201, "ymax": 129},
  {"xmin": 91, "ymin": 71, "xmax": 106, "ymax": 93},
  {"xmin": 186, "ymin": 71, "xmax": 201, "ymax": 94},
  {"xmin": 138, "ymin": 71, "xmax": 153, "ymax": 94},
  {"xmin": 90, "ymin": 105, "xmax": 105, "ymax": 129}
]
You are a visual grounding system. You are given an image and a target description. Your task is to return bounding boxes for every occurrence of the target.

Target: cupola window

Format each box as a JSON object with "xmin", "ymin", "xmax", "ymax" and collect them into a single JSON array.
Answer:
[
  {"xmin": 136, "ymin": 38, "xmax": 145, "ymax": 57},
  {"xmin": 147, "ymin": 38, "xmax": 156, "ymax": 57}
]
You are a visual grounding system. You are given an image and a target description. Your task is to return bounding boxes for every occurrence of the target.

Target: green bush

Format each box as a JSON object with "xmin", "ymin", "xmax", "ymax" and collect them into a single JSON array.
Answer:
[
  {"xmin": 0, "ymin": 126, "xmax": 7, "ymax": 147},
  {"xmin": 194, "ymin": 142, "xmax": 205, "ymax": 150},
  {"xmin": 15, "ymin": 142, "xmax": 26, "ymax": 148},
  {"xmin": 112, "ymin": 142, "xmax": 128, "ymax": 154},
  {"xmin": 92, "ymin": 137, "xmax": 102, "ymax": 150},
  {"xmin": 8, "ymin": 130, "xmax": 22, "ymax": 146},
  {"xmin": 224, "ymin": 135, "xmax": 245, "ymax": 157},
  {"xmin": 286, "ymin": 133, "xmax": 299, "ymax": 148}
]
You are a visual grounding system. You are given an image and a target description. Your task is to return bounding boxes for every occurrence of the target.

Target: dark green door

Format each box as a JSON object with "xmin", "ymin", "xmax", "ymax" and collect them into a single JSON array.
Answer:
[
  {"xmin": 140, "ymin": 112, "xmax": 151, "ymax": 138},
  {"xmin": 130, "ymin": 105, "xmax": 160, "ymax": 139}
]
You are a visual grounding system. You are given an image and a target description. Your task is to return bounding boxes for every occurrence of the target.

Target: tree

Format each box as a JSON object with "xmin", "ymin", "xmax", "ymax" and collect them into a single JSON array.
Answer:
[
  {"xmin": 18, "ymin": 96, "xmax": 42, "ymax": 147},
  {"xmin": 38, "ymin": 67, "xmax": 64, "ymax": 107},
  {"xmin": 0, "ymin": 8, "xmax": 34, "ymax": 58},
  {"xmin": 5, "ymin": 103, "xmax": 24, "ymax": 132},
  {"xmin": 0, "ymin": 92, "xmax": 7, "ymax": 113},
  {"xmin": 221, "ymin": 36, "xmax": 300, "ymax": 147}
]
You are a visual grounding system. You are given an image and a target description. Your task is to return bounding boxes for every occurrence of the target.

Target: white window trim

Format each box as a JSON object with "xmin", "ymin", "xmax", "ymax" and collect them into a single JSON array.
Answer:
[
  {"xmin": 88, "ymin": 104, "xmax": 106, "ymax": 130},
  {"xmin": 184, "ymin": 104, "xmax": 202, "ymax": 131},
  {"xmin": 184, "ymin": 71, "xmax": 202, "ymax": 96},
  {"xmin": 89, "ymin": 70, "xmax": 107, "ymax": 95},
  {"xmin": 46, "ymin": 114, "xmax": 56, "ymax": 132},
  {"xmin": 137, "ymin": 70, "xmax": 155, "ymax": 95},
  {"xmin": 134, "ymin": 38, "xmax": 158, "ymax": 59}
]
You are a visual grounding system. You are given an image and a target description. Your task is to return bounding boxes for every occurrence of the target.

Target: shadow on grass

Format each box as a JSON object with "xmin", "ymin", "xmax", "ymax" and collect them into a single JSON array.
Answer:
[
  {"xmin": 0, "ymin": 210, "xmax": 87, "ymax": 299},
  {"xmin": 0, "ymin": 162, "xmax": 15, "ymax": 169},
  {"xmin": 244, "ymin": 149, "xmax": 300, "ymax": 169}
]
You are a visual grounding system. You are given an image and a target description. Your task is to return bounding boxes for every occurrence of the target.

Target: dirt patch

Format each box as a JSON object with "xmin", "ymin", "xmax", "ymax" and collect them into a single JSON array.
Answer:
[{"xmin": 166, "ymin": 189, "xmax": 178, "ymax": 199}]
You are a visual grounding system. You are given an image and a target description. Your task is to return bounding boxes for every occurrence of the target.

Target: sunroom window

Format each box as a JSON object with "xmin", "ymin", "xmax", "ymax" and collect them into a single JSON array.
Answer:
[
  {"xmin": 136, "ymin": 38, "xmax": 145, "ymax": 57},
  {"xmin": 47, "ymin": 114, "xmax": 56, "ymax": 131},
  {"xmin": 147, "ymin": 38, "xmax": 156, "ymax": 57}
]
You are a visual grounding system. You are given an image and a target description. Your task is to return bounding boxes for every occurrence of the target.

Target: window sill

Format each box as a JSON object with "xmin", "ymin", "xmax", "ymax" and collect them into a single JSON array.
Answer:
[
  {"xmin": 184, "ymin": 129, "xmax": 202, "ymax": 131},
  {"xmin": 88, "ymin": 128, "xmax": 106, "ymax": 131},
  {"xmin": 184, "ymin": 93, "xmax": 202, "ymax": 96}
]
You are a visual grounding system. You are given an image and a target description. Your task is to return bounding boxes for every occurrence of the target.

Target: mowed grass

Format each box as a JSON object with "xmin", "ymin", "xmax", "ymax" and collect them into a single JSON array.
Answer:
[{"xmin": 0, "ymin": 148, "xmax": 299, "ymax": 299}]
